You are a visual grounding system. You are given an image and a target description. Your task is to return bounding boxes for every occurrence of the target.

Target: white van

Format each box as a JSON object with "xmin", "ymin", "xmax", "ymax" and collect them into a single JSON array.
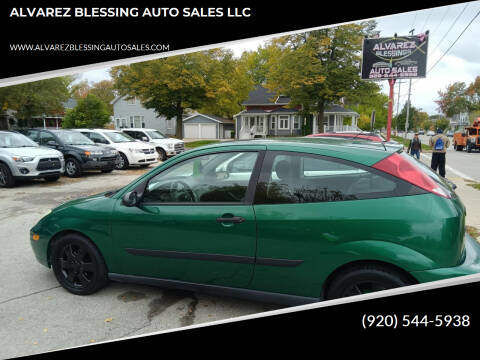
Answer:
[{"xmin": 76, "ymin": 129, "xmax": 158, "ymax": 170}]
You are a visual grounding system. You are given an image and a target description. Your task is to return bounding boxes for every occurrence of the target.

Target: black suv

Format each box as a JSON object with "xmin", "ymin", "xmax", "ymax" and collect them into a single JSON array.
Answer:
[{"xmin": 21, "ymin": 129, "xmax": 118, "ymax": 177}]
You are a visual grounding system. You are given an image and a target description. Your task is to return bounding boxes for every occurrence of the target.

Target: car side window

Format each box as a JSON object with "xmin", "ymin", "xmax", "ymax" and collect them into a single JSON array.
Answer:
[
  {"xmin": 39, "ymin": 131, "xmax": 56, "ymax": 146},
  {"xmin": 90, "ymin": 132, "xmax": 109, "ymax": 144},
  {"xmin": 255, "ymin": 152, "xmax": 397, "ymax": 204},
  {"xmin": 124, "ymin": 131, "xmax": 141, "ymax": 140},
  {"xmin": 26, "ymin": 130, "xmax": 40, "ymax": 143},
  {"xmin": 143, "ymin": 152, "xmax": 259, "ymax": 204}
]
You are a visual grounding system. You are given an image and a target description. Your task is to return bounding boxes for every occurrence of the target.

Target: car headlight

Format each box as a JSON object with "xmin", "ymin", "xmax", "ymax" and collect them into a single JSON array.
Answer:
[
  {"xmin": 12, "ymin": 156, "xmax": 35, "ymax": 162},
  {"xmin": 129, "ymin": 148, "xmax": 144, "ymax": 153},
  {"xmin": 167, "ymin": 144, "xmax": 174, "ymax": 149}
]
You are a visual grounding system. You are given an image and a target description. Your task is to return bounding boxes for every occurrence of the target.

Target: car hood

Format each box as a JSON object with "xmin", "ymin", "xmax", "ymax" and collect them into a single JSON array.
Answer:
[
  {"xmin": 149, "ymin": 138, "xmax": 183, "ymax": 145},
  {"xmin": 65, "ymin": 144, "xmax": 115, "ymax": 153},
  {"xmin": 109, "ymin": 141, "xmax": 155, "ymax": 150},
  {"xmin": 2, "ymin": 146, "xmax": 62, "ymax": 157},
  {"xmin": 52, "ymin": 190, "xmax": 114, "ymax": 213}
]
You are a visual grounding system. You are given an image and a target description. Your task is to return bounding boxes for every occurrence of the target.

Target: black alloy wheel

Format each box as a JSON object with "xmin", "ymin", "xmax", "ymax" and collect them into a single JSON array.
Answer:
[
  {"xmin": 50, "ymin": 234, "xmax": 108, "ymax": 295},
  {"xmin": 325, "ymin": 264, "xmax": 413, "ymax": 300}
]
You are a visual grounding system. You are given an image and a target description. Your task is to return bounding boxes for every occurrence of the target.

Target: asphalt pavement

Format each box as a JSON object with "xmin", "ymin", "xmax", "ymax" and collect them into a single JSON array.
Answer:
[{"xmin": 0, "ymin": 165, "xmax": 274, "ymax": 359}]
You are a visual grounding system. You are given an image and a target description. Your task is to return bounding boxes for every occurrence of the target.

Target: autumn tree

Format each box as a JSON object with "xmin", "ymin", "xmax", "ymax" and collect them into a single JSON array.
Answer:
[
  {"xmin": 435, "ymin": 82, "xmax": 471, "ymax": 117},
  {"xmin": 0, "ymin": 76, "xmax": 72, "ymax": 127},
  {"xmin": 111, "ymin": 49, "xmax": 252, "ymax": 138},
  {"xmin": 62, "ymin": 94, "xmax": 111, "ymax": 128},
  {"xmin": 264, "ymin": 21, "xmax": 378, "ymax": 132},
  {"xmin": 70, "ymin": 79, "xmax": 116, "ymax": 114}
]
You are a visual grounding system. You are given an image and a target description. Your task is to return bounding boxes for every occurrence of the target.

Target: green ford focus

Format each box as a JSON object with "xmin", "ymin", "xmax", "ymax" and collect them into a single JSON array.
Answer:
[{"xmin": 30, "ymin": 139, "xmax": 480, "ymax": 305}]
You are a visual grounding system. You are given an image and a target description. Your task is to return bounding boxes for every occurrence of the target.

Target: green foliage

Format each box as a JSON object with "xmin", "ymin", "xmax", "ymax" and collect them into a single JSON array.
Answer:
[
  {"xmin": 263, "ymin": 21, "xmax": 380, "ymax": 131},
  {"xmin": 435, "ymin": 82, "xmax": 471, "ymax": 116},
  {"xmin": 111, "ymin": 49, "xmax": 253, "ymax": 138},
  {"xmin": 62, "ymin": 94, "xmax": 111, "ymax": 128},
  {"xmin": 0, "ymin": 76, "xmax": 72, "ymax": 125},
  {"xmin": 435, "ymin": 117, "xmax": 450, "ymax": 131}
]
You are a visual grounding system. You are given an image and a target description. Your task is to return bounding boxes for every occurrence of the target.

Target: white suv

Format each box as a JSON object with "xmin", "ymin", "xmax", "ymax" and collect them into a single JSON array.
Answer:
[
  {"xmin": 121, "ymin": 128, "xmax": 184, "ymax": 161},
  {"xmin": 76, "ymin": 129, "xmax": 158, "ymax": 170}
]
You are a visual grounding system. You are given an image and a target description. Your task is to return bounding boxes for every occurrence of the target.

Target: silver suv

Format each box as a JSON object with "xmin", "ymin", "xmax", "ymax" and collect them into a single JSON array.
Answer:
[{"xmin": 0, "ymin": 131, "xmax": 65, "ymax": 187}]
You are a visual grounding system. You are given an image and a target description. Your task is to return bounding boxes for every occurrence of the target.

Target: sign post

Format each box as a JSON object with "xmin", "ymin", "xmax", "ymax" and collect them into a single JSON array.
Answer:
[{"xmin": 361, "ymin": 32, "xmax": 429, "ymax": 141}]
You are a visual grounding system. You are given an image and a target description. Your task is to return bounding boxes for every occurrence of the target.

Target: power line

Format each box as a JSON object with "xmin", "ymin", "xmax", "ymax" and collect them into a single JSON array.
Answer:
[
  {"xmin": 431, "ymin": 5, "xmax": 451, "ymax": 35},
  {"xmin": 427, "ymin": 8, "xmax": 480, "ymax": 74},
  {"xmin": 421, "ymin": 8, "xmax": 434, "ymax": 32},
  {"xmin": 429, "ymin": 3, "xmax": 469, "ymax": 56}
]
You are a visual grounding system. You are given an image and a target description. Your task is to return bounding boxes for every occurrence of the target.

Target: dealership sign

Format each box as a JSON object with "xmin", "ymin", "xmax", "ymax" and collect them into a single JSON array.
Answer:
[{"xmin": 361, "ymin": 33, "xmax": 429, "ymax": 80}]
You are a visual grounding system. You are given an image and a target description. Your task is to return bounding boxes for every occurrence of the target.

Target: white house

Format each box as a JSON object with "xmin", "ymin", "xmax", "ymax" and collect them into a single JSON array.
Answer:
[{"xmin": 110, "ymin": 96, "xmax": 177, "ymax": 136}]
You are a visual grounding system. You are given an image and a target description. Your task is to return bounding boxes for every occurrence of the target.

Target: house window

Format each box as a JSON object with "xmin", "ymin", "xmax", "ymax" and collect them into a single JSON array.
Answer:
[
  {"xmin": 271, "ymin": 116, "xmax": 276, "ymax": 130},
  {"xmin": 126, "ymin": 97, "xmax": 136, "ymax": 105},
  {"xmin": 115, "ymin": 119, "xmax": 120, "ymax": 128},
  {"xmin": 121, "ymin": 118, "xmax": 127, "ymax": 128},
  {"xmin": 278, "ymin": 115, "xmax": 289, "ymax": 130},
  {"xmin": 293, "ymin": 116, "xmax": 300, "ymax": 130}
]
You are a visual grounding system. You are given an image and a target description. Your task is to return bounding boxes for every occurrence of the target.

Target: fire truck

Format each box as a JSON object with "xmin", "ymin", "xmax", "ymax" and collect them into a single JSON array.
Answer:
[{"xmin": 453, "ymin": 118, "xmax": 480, "ymax": 152}]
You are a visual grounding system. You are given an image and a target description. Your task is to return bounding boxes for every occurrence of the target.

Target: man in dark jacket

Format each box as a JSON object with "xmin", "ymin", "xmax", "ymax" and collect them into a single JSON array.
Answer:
[
  {"xmin": 407, "ymin": 133, "xmax": 422, "ymax": 159},
  {"xmin": 429, "ymin": 128, "xmax": 450, "ymax": 177}
]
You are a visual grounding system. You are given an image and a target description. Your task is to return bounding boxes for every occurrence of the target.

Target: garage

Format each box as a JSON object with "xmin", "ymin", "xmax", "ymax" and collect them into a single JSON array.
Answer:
[{"xmin": 183, "ymin": 113, "xmax": 235, "ymax": 139}]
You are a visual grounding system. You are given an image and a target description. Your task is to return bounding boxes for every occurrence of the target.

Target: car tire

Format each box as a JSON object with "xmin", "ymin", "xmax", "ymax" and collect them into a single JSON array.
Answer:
[
  {"xmin": 65, "ymin": 158, "xmax": 82, "ymax": 177},
  {"xmin": 325, "ymin": 264, "xmax": 413, "ymax": 300},
  {"xmin": 50, "ymin": 233, "xmax": 108, "ymax": 295},
  {"xmin": 157, "ymin": 148, "xmax": 167, "ymax": 161},
  {"xmin": 44, "ymin": 175, "xmax": 60, "ymax": 182},
  {"xmin": 116, "ymin": 153, "xmax": 129, "ymax": 170},
  {"xmin": 0, "ymin": 163, "xmax": 16, "ymax": 188}
]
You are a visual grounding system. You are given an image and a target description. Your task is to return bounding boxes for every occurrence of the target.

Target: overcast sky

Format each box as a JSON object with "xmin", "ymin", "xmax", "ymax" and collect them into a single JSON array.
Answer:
[{"xmin": 81, "ymin": 1, "xmax": 480, "ymax": 116}]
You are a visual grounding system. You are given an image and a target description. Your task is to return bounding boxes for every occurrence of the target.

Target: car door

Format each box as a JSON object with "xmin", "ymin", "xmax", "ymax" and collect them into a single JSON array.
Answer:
[
  {"xmin": 250, "ymin": 150, "xmax": 401, "ymax": 298},
  {"xmin": 111, "ymin": 148, "xmax": 265, "ymax": 288}
]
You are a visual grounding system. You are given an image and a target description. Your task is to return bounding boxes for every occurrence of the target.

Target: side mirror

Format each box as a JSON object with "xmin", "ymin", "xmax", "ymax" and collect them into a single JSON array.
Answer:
[
  {"xmin": 47, "ymin": 140, "xmax": 58, "ymax": 147},
  {"xmin": 122, "ymin": 191, "xmax": 139, "ymax": 207},
  {"xmin": 141, "ymin": 137, "xmax": 149, "ymax": 142}
]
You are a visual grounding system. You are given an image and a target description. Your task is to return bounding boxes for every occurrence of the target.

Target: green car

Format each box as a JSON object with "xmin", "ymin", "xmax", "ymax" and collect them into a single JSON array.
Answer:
[{"xmin": 30, "ymin": 139, "xmax": 480, "ymax": 305}]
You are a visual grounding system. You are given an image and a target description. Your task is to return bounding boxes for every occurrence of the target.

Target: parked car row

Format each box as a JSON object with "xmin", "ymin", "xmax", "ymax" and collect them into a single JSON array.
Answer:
[{"xmin": 0, "ymin": 128, "xmax": 185, "ymax": 187}]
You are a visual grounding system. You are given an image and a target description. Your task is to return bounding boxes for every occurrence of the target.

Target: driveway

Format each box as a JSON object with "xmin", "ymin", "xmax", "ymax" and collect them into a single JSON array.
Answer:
[{"xmin": 0, "ymin": 165, "xmax": 275, "ymax": 359}]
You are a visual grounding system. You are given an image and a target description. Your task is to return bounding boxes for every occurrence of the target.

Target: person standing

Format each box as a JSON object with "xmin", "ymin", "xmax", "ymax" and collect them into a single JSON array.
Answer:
[
  {"xmin": 407, "ymin": 133, "xmax": 422, "ymax": 159},
  {"xmin": 429, "ymin": 128, "xmax": 450, "ymax": 177}
]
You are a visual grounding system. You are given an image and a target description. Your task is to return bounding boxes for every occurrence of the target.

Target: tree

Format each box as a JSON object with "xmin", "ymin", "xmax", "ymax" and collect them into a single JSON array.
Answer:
[
  {"xmin": 0, "ymin": 76, "xmax": 73, "ymax": 127},
  {"xmin": 435, "ymin": 117, "xmax": 450, "ymax": 131},
  {"xmin": 264, "ymin": 21, "xmax": 378, "ymax": 132},
  {"xmin": 466, "ymin": 76, "xmax": 480, "ymax": 111},
  {"xmin": 111, "ymin": 49, "xmax": 252, "ymax": 138},
  {"xmin": 62, "ymin": 94, "xmax": 111, "ymax": 128},
  {"xmin": 198, "ymin": 50, "xmax": 253, "ymax": 118},
  {"xmin": 435, "ymin": 82, "xmax": 471, "ymax": 116}
]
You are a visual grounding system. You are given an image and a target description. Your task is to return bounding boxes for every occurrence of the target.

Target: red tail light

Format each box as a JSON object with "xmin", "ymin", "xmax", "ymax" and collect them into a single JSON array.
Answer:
[{"xmin": 372, "ymin": 153, "xmax": 451, "ymax": 198}]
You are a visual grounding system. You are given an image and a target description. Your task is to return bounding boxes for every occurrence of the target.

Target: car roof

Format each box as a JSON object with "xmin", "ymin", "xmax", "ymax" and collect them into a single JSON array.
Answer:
[
  {"xmin": 186, "ymin": 138, "xmax": 400, "ymax": 166},
  {"xmin": 75, "ymin": 128, "xmax": 121, "ymax": 132},
  {"xmin": 122, "ymin": 128, "xmax": 157, "ymax": 131}
]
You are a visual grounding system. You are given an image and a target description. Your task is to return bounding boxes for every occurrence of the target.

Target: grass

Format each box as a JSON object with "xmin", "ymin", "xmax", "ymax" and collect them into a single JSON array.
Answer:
[
  {"xmin": 466, "ymin": 226, "xmax": 480, "ymax": 242},
  {"xmin": 467, "ymin": 183, "xmax": 480, "ymax": 191},
  {"xmin": 184, "ymin": 140, "xmax": 220, "ymax": 149},
  {"xmin": 390, "ymin": 135, "xmax": 433, "ymax": 151}
]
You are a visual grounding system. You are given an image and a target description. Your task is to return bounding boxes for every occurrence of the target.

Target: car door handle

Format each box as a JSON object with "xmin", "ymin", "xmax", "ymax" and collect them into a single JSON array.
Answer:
[{"xmin": 216, "ymin": 216, "xmax": 245, "ymax": 223}]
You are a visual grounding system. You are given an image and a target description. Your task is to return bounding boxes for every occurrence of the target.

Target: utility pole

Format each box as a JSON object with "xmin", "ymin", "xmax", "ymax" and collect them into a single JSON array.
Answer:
[
  {"xmin": 404, "ymin": 29, "xmax": 415, "ymax": 139},
  {"xmin": 396, "ymin": 80, "xmax": 406, "ymax": 135}
]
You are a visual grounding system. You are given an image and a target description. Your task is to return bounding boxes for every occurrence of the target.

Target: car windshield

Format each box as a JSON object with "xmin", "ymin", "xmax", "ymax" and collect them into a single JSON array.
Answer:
[
  {"xmin": 0, "ymin": 132, "xmax": 38, "ymax": 148},
  {"xmin": 146, "ymin": 131, "xmax": 166, "ymax": 139},
  {"xmin": 104, "ymin": 131, "xmax": 135, "ymax": 143},
  {"xmin": 53, "ymin": 131, "xmax": 94, "ymax": 145}
]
